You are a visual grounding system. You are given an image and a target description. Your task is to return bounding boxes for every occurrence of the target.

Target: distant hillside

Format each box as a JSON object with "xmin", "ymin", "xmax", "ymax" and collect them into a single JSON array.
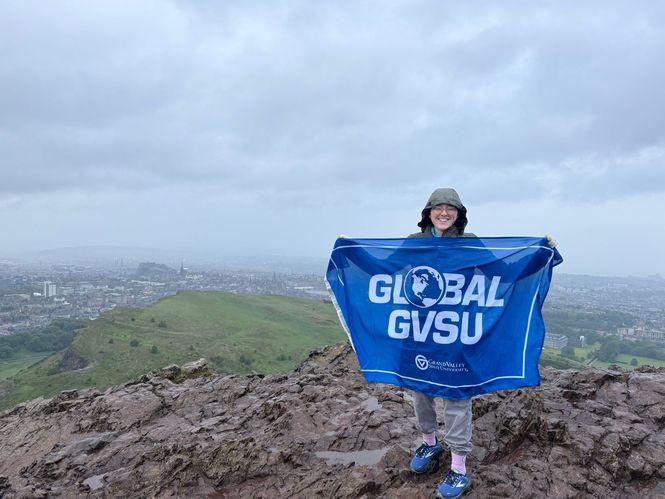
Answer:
[
  {"xmin": 0, "ymin": 291, "xmax": 345, "ymax": 410},
  {"xmin": 133, "ymin": 261, "xmax": 179, "ymax": 280}
]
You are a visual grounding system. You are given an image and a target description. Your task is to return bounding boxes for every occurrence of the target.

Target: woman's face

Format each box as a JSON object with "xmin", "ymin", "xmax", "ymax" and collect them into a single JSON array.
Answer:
[{"xmin": 429, "ymin": 203, "xmax": 458, "ymax": 235}]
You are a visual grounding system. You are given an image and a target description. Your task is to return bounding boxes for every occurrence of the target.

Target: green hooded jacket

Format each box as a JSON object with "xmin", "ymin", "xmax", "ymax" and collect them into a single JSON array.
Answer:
[{"xmin": 408, "ymin": 187, "xmax": 476, "ymax": 238}]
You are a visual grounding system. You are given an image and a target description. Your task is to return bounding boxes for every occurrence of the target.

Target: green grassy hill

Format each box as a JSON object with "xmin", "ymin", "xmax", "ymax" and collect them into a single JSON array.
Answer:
[
  {"xmin": 0, "ymin": 291, "xmax": 345, "ymax": 410},
  {"xmin": 0, "ymin": 351, "xmax": 57, "ymax": 379},
  {"xmin": 539, "ymin": 344, "xmax": 665, "ymax": 371},
  {"xmin": 539, "ymin": 348, "xmax": 588, "ymax": 370}
]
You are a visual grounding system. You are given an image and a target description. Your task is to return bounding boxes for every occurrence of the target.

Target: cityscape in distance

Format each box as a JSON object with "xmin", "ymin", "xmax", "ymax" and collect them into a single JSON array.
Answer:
[
  {"xmin": 0, "ymin": 247, "xmax": 328, "ymax": 336},
  {"xmin": 1, "ymin": 246, "xmax": 664, "ymax": 346}
]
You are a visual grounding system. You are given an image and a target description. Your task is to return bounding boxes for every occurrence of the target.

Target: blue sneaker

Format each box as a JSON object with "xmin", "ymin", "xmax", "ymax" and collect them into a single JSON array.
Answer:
[
  {"xmin": 437, "ymin": 469, "xmax": 472, "ymax": 498},
  {"xmin": 410, "ymin": 440, "xmax": 443, "ymax": 474}
]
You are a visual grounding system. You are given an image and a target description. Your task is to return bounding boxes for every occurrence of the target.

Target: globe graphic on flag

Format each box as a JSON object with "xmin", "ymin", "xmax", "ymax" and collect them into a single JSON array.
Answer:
[{"xmin": 403, "ymin": 266, "xmax": 445, "ymax": 308}]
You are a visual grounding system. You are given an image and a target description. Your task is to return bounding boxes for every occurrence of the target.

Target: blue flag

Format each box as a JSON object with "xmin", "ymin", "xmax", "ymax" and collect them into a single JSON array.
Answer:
[{"xmin": 326, "ymin": 236, "xmax": 563, "ymax": 400}]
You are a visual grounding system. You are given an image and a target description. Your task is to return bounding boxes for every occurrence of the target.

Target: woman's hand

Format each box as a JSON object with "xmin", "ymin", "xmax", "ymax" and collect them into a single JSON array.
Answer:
[{"xmin": 546, "ymin": 234, "xmax": 557, "ymax": 248}]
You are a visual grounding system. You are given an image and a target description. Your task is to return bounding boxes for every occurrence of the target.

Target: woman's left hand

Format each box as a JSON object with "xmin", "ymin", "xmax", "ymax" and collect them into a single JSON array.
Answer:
[{"xmin": 546, "ymin": 234, "xmax": 557, "ymax": 248}]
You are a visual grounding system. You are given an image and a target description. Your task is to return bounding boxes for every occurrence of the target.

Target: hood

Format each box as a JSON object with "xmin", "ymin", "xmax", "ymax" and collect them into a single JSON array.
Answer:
[{"xmin": 417, "ymin": 187, "xmax": 469, "ymax": 234}]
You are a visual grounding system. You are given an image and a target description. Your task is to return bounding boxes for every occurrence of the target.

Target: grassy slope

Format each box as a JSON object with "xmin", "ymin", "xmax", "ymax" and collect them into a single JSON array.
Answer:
[
  {"xmin": 539, "ymin": 348, "xmax": 587, "ymax": 370},
  {"xmin": 541, "ymin": 344, "xmax": 665, "ymax": 370},
  {"xmin": 0, "ymin": 351, "xmax": 57, "ymax": 379},
  {"xmin": 0, "ymin": 292, "xmax": 345, "ymax": 410},
  {"xmin": 591, "ymin": 353, "xmax": 665, "ymax": 369}
]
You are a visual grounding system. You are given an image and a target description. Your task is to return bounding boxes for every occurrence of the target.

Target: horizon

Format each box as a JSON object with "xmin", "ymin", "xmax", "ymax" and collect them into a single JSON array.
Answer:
[{"xmin": 1, "ymin": 243, "xmax": 663, "ymax": 280}]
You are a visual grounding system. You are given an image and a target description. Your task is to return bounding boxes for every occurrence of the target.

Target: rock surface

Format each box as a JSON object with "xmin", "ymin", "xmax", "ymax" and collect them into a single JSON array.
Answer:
[
  {"xmin": 1, "ymin": 345, "xmax": 664, "ymax": 498},
  {"xmin": 57, "ymin": 349, "xmax": 89, "ymax": 372}
]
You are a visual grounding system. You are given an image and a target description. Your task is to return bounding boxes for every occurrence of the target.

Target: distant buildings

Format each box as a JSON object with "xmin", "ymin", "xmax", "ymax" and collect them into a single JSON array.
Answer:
[
  {"xmin": 0, "ymin": 261, "xmax": 329, "ymax": 335},
  {"xmin": 617, "ymin": 327, "xmax": 665, "ymax": 342},
  {"xmin": 544, "ymin": 333, "xmax": 568, "ymax": 349},
  {"xmin": 43, "ymin": 281, "xmax": 56, "ymax": 297}
]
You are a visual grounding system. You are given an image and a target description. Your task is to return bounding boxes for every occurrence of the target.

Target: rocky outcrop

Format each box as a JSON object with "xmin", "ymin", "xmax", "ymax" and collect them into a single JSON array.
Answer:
[
  {"xmin": 57, "ymin": 349, "xmax": 89, "ymax": 372},
  {"xmin": 1, "ymin": 346, "xmax": 664, "ymax": 498}
]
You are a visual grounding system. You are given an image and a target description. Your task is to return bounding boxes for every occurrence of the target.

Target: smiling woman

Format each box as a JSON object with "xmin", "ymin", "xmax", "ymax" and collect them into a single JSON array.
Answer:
[
  {"xmin": 429, "ymin": 204, "xmax": 459, "ymax": 234},
  {"xmin": 412, "ymin": 188, "xmax": 473, "ymax": 240},
  {"xmin": 405, "ymin": 187, "xmax": 477, "ymax": 498}
]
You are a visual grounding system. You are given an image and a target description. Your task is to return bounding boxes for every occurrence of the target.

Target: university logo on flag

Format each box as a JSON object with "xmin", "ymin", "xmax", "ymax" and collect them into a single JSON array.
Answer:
[{"xmin": 326, "ymin": 237, "xmax": 563, "ymax": 400}]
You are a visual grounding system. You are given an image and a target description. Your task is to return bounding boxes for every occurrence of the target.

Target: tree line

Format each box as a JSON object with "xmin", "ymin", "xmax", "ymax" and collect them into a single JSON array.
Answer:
[
  {"xmin": 0, "ymin": 319, "xmax": 86, "ymax": 359},
  {"xmin": 543, "ymin": 307, "xmax": 635, "ymax": 338},
  {"xmin": 594, "ymin": 337, "xmax": 665, "ymax": 363}
]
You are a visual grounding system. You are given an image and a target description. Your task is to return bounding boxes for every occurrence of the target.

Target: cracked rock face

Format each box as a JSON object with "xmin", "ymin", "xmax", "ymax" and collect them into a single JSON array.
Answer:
[{"xmin": 1, "ymin": 347, "xmax": 664, "ymax": 498}]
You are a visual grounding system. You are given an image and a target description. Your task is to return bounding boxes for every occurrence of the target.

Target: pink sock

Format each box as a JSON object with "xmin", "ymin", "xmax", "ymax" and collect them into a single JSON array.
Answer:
[
  {"xmin": 422, "ymin": 432, "xmax": 437, "ymax": 446},
  {"xmin": 451, "ymin": 452, "xmax": 466, "ymax": 474}
]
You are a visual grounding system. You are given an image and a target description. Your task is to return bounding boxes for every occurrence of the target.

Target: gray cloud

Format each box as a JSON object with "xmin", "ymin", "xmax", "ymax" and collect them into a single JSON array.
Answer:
[{"xmin": 2, "ymin": 1, "xmax": 663, "ymax": 195}]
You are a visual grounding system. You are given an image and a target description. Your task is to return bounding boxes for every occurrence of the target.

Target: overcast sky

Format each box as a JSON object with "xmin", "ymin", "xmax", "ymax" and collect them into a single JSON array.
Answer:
[{"xmin": 1, "ymin": 0, "xmax": 664, "ymax": 277}]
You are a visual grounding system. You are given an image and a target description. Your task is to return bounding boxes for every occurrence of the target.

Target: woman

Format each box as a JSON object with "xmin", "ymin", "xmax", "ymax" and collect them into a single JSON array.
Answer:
[
  {"xmin": 407, "ymin": 187, "xmax": 556, "ymax": 499},
  {"xmin": 407, "ymin": 187, "xmax": 475, "ymax": 499}
]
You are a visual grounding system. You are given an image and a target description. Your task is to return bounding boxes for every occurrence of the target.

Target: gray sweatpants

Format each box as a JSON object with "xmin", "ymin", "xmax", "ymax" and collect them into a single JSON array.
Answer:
[{"xmin": 411, "ymin": 391, "xmax": 473, "ymax": 456}]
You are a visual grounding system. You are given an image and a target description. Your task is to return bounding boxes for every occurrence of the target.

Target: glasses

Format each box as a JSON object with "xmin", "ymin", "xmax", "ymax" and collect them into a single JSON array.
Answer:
[{"xmin": 431, "ymin": 204, "xmax": 458, "ymax": 214}]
